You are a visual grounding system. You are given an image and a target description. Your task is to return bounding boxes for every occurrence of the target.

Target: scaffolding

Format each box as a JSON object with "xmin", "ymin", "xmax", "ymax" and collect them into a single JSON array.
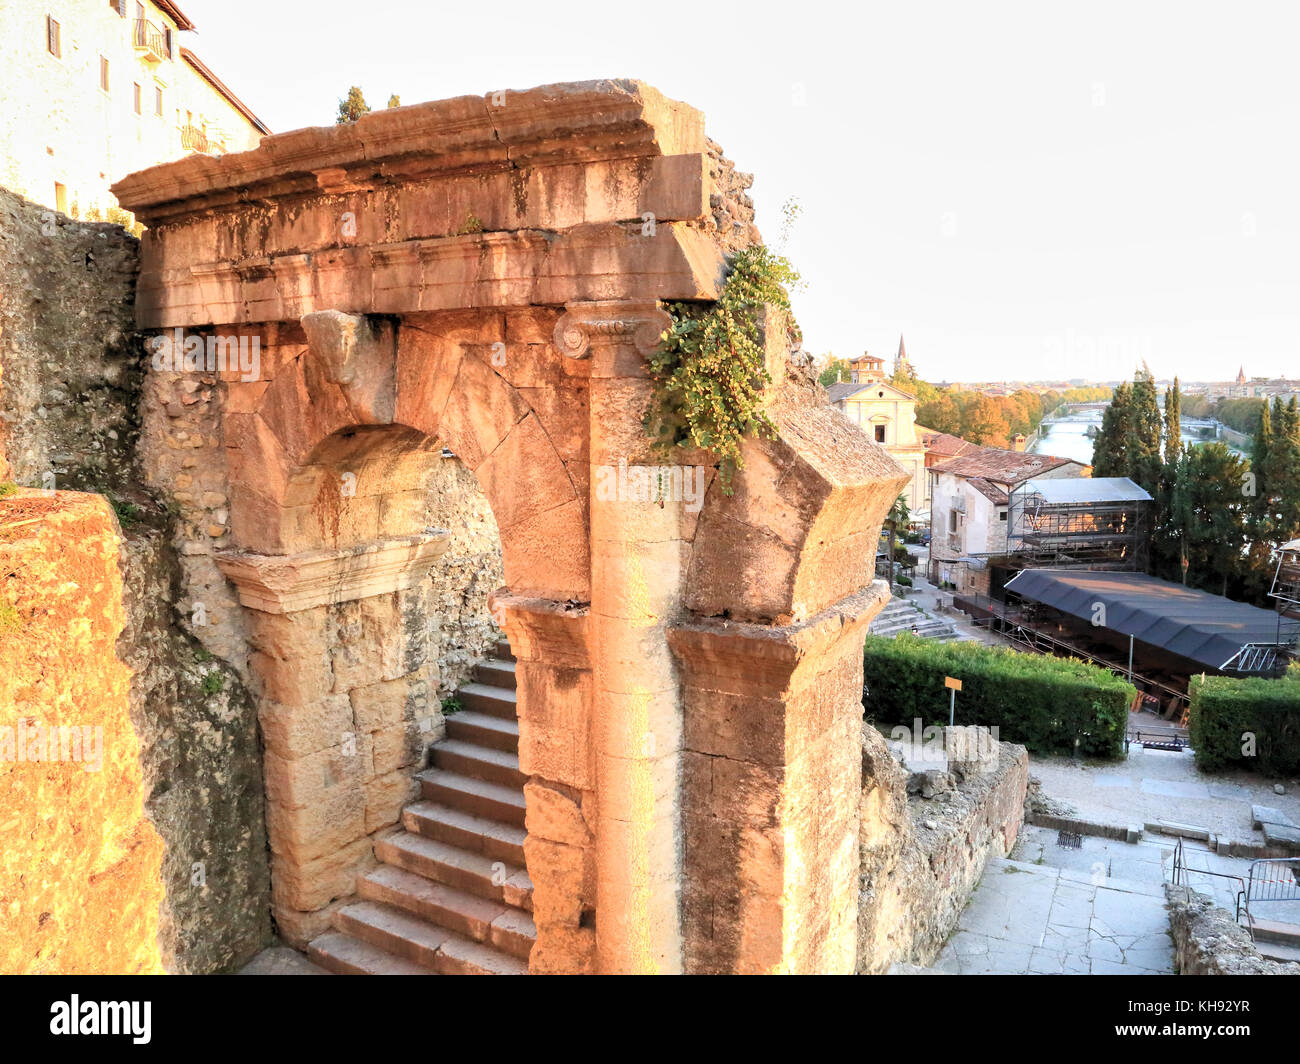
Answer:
[
  {"xmin": 1006, "ymin": 477, "xmax": 1152, "ymax": 571},
  {"xmin": 1266, "ymin": 539, "xmax": 1300, "ymax": 663}
]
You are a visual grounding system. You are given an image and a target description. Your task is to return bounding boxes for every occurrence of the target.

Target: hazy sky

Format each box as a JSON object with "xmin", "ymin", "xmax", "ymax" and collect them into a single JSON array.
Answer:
[{"xmin": 178, "ymin": 0, "xmax": 1300, "ymax": 384}]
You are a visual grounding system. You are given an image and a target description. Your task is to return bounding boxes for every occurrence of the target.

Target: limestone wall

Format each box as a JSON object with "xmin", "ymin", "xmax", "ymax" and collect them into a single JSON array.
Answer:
[
  {"xmin": 0, "ymin": 188, "xmax": 273, "ymax": 972},
  {"xmin": 857, "ymin": 725, "xmax": 1029, "ymax": 973},
  {"xmin": 1165, "ymin": 886, "xmax": 1300, "ymax": 975},
  {"xmin": 0, "ymin": 491, "xmax": 166, "ymax": 973},
  {"xmin": 0, "ymin": 187, "xmax": 141, "ymax": 491}
]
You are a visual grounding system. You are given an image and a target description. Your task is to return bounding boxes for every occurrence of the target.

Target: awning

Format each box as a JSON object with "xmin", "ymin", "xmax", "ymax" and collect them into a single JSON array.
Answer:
[{"xmin": 1004, "ymin": 568, "xmax": 1283, "ymax": 670}]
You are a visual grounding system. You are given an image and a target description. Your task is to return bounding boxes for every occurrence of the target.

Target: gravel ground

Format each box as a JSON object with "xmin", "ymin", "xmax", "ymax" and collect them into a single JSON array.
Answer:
[{"xmin": 1030, "ymin": 745, "xmax": 1300, "ymax": 842}]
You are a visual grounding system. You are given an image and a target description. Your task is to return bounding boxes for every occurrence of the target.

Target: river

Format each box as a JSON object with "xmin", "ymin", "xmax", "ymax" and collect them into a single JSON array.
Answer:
[{"xmin": 1029, "ymin": 408, "xmax": 1232, "ymax": 466}]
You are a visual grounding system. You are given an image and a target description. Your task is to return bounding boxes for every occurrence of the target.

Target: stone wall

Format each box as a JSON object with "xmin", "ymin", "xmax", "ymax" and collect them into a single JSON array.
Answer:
[
  {"xmin": 1165, "ymin": 885, "xmax": 1300, "ymax": 975},
  {"xmin": 1, "ymin": 188, "xmax": 272, "ymax": 971},
  {"xmin": 857, "ymin": 725, "xmax": 1029, "ymax": 973},
  {"xmin": 0, "ymin": 187, "xmax": 141, "ymax": 491},
  {"xmin": 0, "ymin": 491, "xmax": 166, "ymax": 974}
]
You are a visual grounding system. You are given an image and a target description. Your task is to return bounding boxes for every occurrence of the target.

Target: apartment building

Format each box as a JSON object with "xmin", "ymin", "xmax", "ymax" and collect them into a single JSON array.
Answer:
[
  {"xmin": 927, "ymin": 447, "xmax": 1087, "ymax": 596},
  {"xmin": 0, "ymin": 0, "xmax": 268, "ymax": 218}
]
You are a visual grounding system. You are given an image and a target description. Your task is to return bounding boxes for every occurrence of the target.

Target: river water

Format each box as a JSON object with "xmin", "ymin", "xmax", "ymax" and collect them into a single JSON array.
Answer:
[{"xmin": 1029, "ymin": 409, "xmax": 1231, "ymax": 465}]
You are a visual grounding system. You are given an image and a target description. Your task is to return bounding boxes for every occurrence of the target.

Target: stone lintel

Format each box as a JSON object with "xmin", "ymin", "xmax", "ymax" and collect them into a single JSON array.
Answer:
[
  {"xmin": 215, "ymin": 532, "xmax": 449, "ymax": 613},
  {"xmin": 490, "ymin": 590, "xmax": 591, "ymax": 670},
  {"xmin": 667, "ymin": 581, "xmax": 891, "ymax": 695},
  {"xmin": 113, "ymin": 80, "xmax": 706, "ymax": 224},
  {"xmin": 132, "ymin": 225, "xmax": 723, "ymax": 330}
]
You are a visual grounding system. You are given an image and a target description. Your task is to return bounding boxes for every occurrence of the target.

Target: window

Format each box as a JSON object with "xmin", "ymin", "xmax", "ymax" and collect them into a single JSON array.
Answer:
[
  {"xmin": 164, "ymin": 27, "xmax": 173, "ymax": 58},
  {"xmin": 874, "ymin": 425, "xmax": 886, "ymax": 443},
  {"xmin": 54, "ymin": 182, "xmax": 67, "ymax": 214},
  {"xmin": 949, "ymin": 510, "xmax": 958, "ymax": 534},
  {"xmin": 998, "ymin": 510, "xmax": 1008, "ymax": 522},
  {"xmin": 99, "ymin": 57, "xmax": 110, "ymax": 92},
  {"xmin": 155, "ymin": 86, "xmax": 164, "ymax": 115},
  {"xmin": 46, "ymin": 16, "xmax": 60, "ymax": 57},
  {"xmin": 133, "ymin": 83, "xmax": 142, "ymax": 115}
]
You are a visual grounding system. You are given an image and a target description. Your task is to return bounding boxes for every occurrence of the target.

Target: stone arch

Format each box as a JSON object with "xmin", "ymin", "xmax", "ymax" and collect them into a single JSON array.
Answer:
[{"xmin": 118, "ymin": 80, "xmax": 911, "ymax": 974}]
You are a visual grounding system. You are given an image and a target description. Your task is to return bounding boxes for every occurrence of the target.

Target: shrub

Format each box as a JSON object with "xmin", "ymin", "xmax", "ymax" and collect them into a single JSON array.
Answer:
[
  {"xmin": 1188, "ymin": 669, "xmax": 1300, "ymax": 775},
  {"xmin": 895, "ymin": 575, "xmax": 912, "ymax": 587},
  {"xmin": 862, "ymin": 633, "xmax": 1131, "ymax": 758}
]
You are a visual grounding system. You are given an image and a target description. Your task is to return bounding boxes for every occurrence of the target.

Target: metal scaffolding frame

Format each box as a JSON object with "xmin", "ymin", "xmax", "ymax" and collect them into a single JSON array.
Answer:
[{"xmin": 1006, "ymin": 480, "xmax": 1151, "ymax": 571}]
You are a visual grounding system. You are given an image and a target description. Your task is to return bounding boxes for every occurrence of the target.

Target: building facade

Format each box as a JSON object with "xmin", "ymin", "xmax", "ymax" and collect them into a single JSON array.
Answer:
[
  {"xmin": 927, "ymin": 448, "xmax": 1086, "ymax": 596},
  {"xmin": 0, "ymin": 0, "xmax": 267, "ymax": 218},
  {"xmin": 828, "ymin": 352, "xmax": 928, "ymax": 513}
]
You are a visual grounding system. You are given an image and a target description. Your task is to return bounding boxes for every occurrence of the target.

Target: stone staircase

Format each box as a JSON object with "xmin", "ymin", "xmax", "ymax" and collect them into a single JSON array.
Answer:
[
  {"xmin": 869, "ymin": 597, "xmax": 958, "ymax": 641},
  {"xmin": 307, "ymin": 642, "xmax": 534, "ymax": 974}
]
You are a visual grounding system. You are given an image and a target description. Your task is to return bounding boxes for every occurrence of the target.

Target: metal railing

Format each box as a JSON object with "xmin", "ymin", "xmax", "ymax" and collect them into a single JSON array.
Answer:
[
  {"xmin": 1171, "ymin": 838, "xmax": 1247, "ymax": 921},
  {"xmin": 133, "ymin": 18, "xmax": 167, "ymax": 61},
  {"xmin": 1241, "ymin": 858, "xmax": 1300, "ymax": 939},
  {"xmin": 180, "ymin": 125, "xmax": 209, "ymax": 152}
]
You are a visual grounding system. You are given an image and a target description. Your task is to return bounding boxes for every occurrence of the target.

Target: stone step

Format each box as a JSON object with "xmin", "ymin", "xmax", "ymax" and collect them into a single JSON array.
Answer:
[
  {"xmin": 335, "ymin": 900, "xmax": 453, "ymax": 967},
  {"xmin": 1256, "ymin": 940, "xmax": 1300, "ymax": 964},
  {"xmin": 472, "ymin": 658, "xmax": 517, "ymax": 691},
  {"xmin": 334, "ymin": 899, "xmax": 530, "ymax": 971},
  {"xmin": 445, "ymin": 710, "xmax": 519, "ymax": 754},
  {"xmin": 458, "ymin": 682, "xmax": 518, "ymax": 720},
  {"xmin": 402, "ymin": 800, "xmax": 527, "ymax": 865},
  {"xmin": 1247, "ymin": 916, "xmax": 1300, "ymax": 946},
  {"xmin": 358, "ymin": 864, "xmax": 533, "ymax": 956},
  {"xmin": 376, "ymin": 830, "xmax": 530, "ymax": 907},
  {"xmin": 494, "ymin": 639, "xmax": 515, "ymax": 662},
  {"xmin": 430, "ymin": 739, "xmax": 526, "ymax": 788},
  {"xmin": 417, "ymin": 767, "xmax": 528, "ymax": 826},
  {"xmin": 306, "ymin": 930, "xmax": 434, "ymax": 975}
]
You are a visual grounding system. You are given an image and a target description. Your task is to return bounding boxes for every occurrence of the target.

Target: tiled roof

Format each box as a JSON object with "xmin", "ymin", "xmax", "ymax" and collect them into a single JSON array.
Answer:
[
  {"xmin": 826, "ymin": 382, "xmax": 866, "ymax": 403},
  {"xmin": 966, "ymin": 477, "xmax": 1009, "ymax": 505},
  {"xmin": 929, "ymin": 447, "xmax": 1079, "ymax": 486},
  {"xmin": 920, "ymin": 430, "xmax": 984, "ymax": 459}
]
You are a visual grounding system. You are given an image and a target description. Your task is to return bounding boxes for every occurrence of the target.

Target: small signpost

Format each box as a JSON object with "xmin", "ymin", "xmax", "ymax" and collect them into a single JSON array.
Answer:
[{"xmin": 944, "ymin": 675, "xmax": 961, "ymax": 727}]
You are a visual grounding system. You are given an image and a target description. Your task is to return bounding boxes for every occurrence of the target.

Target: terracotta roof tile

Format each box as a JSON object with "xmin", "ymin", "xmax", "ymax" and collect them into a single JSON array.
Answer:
[{"xmin": 929, "ymin": 447, "xmax": 1080, "ymax": 485}]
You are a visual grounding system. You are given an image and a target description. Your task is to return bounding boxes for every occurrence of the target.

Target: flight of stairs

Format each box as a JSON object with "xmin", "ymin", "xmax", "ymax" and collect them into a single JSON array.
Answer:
[
  {"xmin": 307, "ymin": 641, "xmax": 534, "ymax": 975},
  {"xmin": 869, "ymin": 597, "xmax": 958, "ymax": 641}
]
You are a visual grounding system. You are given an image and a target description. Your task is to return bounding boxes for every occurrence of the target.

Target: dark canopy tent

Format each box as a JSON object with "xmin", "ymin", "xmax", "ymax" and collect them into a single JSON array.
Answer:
[{"xmin": 1004, "ymin": 569, "xmax": 1283, "ymax": 672}]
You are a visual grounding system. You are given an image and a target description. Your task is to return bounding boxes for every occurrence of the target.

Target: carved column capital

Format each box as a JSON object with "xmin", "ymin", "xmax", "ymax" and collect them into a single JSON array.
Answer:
[{"xmin": 553, "ymin": 300, "xmax": 671, "ymax": 363}]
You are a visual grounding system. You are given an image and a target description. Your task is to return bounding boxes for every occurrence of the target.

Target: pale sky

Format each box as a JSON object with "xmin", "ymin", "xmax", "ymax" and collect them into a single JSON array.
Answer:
[{"xmin": 179, "ymin": 0, "xmax": 1300, "ymax": 384}]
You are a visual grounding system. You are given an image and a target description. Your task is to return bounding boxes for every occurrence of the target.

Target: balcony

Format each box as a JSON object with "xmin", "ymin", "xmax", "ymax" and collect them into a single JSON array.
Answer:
[
  {"xmin": 180, "ymin": 125, "xmax": 209, "ymax": 153},
  {"xmin": 133, "ymin": 18, "xmax": 167, "ymax": 63}
]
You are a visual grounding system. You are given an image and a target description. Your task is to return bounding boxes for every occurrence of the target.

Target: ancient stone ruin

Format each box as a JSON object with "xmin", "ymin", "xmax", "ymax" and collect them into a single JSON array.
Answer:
[{"xmin": 1, "ymin": 79, "xmax": 1027, "ymax": 975}]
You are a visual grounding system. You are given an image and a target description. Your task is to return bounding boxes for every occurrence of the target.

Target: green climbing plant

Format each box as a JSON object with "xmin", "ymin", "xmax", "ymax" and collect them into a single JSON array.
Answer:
[{"xmin": 644, "ymin": 243, "xmax": 800, "ymax": 491}]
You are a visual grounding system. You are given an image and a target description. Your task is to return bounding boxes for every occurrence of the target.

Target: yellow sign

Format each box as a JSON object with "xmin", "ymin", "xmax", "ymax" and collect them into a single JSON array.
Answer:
[{"xmin": 944, "ymin": 676, "xmax": 962, "ymax": 691}]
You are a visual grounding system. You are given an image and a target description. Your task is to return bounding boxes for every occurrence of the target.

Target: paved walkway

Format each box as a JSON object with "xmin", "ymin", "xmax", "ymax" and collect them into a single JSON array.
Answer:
[{"xmin": 932, "ymin": 850, "xmax": 1174, "ymax": 974}]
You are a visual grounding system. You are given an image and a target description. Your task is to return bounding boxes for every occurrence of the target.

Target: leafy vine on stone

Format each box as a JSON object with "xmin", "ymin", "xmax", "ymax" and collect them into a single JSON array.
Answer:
[{"xmin": 644, "ymin": 244, "xmax": 801, "ymax": 493}]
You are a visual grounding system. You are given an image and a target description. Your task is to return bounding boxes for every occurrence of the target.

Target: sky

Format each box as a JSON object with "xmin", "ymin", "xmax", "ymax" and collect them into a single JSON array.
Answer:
[{"xmin": 177, "ymin": 0, "xmax": 1300, "ymax": 385}]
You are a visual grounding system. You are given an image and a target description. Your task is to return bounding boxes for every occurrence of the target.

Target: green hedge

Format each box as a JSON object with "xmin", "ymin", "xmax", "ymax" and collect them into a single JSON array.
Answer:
[
  {"xmin": 862, "ymin": 633, "xmax": 1132, "ymax": 759},
  {"xmin": 1188, "ymin": 670, "xmax": 1300, "ymax": 774}
]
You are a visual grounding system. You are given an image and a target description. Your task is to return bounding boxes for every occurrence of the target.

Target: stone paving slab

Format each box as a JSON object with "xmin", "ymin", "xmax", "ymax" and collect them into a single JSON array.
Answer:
[
  {"xmin": 1252, "ymin": 804, "xmax": 1296, "ymax": 829},
  {"xmin": 238, "ymin": 945, "xmax": 330, "ymax": 975},
  {"xmin": 934, "ymin": 857, "xmax": 1176, "ymax": 974}
]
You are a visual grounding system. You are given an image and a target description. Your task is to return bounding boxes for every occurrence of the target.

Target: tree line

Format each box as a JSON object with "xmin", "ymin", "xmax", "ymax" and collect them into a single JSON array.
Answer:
[
  {"xmin": 1093, "ymin": 366, "xmax": 1300, "ymax": 602},
  {"xmin": 819, "ymin": 355, "xmax": 1110, "ymax": 449}
]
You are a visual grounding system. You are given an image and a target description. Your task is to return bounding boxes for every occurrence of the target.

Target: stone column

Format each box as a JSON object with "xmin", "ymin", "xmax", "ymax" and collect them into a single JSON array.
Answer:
[
  {"xmin": 668, "ymin": 584, "xmax": 889, "ymax": 974},
  {"xmin": 555, "ymin": 300, "xmax": 684, "ymax": 974}
]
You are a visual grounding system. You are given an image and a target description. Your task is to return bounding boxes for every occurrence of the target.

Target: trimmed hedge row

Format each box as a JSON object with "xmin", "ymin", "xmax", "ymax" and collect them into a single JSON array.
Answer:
[
  {"xmin": 862, "ymin": 633, "xmax": 1132, "ymax": 759},
  {"xmin": 1188, "ymin": 670, "xmax": 1300, "ymax": 775}
]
